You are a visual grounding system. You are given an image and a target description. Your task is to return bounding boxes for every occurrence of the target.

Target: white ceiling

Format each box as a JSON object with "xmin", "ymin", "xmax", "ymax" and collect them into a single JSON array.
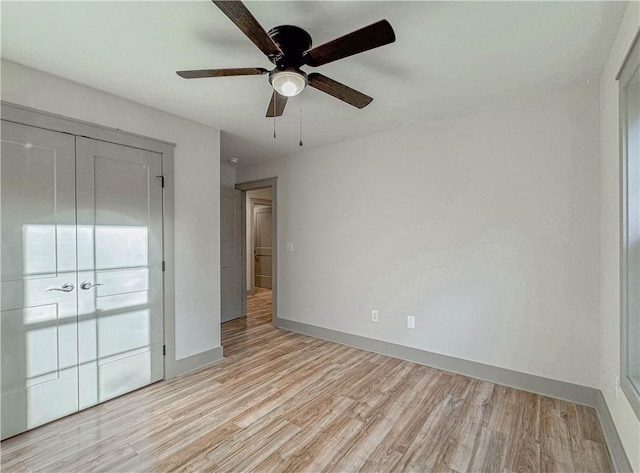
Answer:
[{"xmin": 1, "ymin": 1, "xmax": 628, "ymax": 165}]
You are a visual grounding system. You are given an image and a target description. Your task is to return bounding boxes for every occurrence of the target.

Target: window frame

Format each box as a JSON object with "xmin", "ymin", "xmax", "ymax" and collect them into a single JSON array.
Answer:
[{"xmin": 619, "ymin": 30, "xmax": 640, "ymax": 420}]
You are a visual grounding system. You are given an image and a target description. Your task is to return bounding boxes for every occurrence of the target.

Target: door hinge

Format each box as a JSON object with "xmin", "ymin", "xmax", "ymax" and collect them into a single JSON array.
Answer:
[
  {"xmin": 156, "ymin": 175, "xmax": 165, "ymax": 188},
  {"xmin": 162, "ymin": 261, "xmax": 166, "ymax": 272},
  {"xmin": 163, "ymin": 345, "xmax": 166, "ymax": 356}
]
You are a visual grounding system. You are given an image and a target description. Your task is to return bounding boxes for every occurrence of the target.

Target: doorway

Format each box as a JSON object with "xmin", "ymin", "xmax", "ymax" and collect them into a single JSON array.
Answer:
[{"xmin": 235, "ymin": 179, "xmax": 277, "ymax": 326}]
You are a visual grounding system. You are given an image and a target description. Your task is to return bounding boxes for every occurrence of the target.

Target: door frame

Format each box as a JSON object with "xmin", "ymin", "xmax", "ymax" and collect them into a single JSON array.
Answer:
[
  {"xmin": 0, "ymin": 101, "xmax": 179, "ymax": 379},
  {"xmin": 235, "ymin": 178, "xmax": 278, "ymax": 325}
]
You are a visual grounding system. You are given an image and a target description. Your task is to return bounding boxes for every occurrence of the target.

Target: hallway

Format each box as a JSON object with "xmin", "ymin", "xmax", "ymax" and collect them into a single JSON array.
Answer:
[{"xmin": 221, "ymin": 288, "xmax": 272, "ymax": 357}]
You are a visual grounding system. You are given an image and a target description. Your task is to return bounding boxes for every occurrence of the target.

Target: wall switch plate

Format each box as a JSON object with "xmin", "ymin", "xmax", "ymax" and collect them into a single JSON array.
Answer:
[
  {"xmin": 371, "ymin": 310, "xmax": 379, "ymax": 323},
  {"xmin": 407, "ymin": 315, "xmax": 416, "ymax": 330},
  {"xmin": 285, "ymin": 241, "xmax": 294, "ymax": 252}
]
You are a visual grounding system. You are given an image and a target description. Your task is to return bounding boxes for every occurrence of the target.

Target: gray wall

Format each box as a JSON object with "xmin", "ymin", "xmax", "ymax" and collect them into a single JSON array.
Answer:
[
  {"xmin": 2, "ymin": 59, "xmax": 222, "ymax": 362},
  {"xmin": 237, "ymin": 84, "xmax": 601, "ymax": 389}
]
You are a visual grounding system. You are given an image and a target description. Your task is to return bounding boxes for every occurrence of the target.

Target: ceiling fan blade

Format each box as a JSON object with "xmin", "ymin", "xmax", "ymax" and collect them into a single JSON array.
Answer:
[
  {"xmin": 303, "ymin": 20, "xmax": 395, "ymax": 67},
  {"xmin": 308, "ymin": 73, "xmax": 373, "ymax": 108},
  {"xmin": 212, "ymin": 1, "xmax": 283, "ymax": 59},
  {"xmin": 176, "ymin": 68, "xmax": 268, "ymax": 79},
  {"xmin": 266, "ymin": 91, "xmax": 288, "ymax": 117}
]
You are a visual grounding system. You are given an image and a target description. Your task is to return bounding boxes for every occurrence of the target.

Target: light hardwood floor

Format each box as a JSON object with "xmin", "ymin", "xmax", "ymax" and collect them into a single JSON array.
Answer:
[{"xmin": 1, "ymin": 288, "xmax": 613, "ymax": 472}]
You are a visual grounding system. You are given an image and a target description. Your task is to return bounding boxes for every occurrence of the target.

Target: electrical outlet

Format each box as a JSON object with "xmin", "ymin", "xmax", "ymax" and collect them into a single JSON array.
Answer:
[
  {"xmin": 285, "ymin": 241, "xmax": 294, "ymax": 252},
  {"xmin": 371, "ymin": 310, "xmax": 379, "ymax": 323},
  {"xmin": 407, "ymin": 315, "xmax": 416, "ymax": 330}
]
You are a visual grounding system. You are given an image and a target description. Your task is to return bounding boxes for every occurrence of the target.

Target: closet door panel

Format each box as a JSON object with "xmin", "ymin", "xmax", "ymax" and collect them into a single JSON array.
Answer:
[
  {"xmin": 75, "ymin": 137, "xmax": 164, "ymax": 409},
  {"xmin": 0, "ymin": 121, "xmax": 78, "ymax": 440}
]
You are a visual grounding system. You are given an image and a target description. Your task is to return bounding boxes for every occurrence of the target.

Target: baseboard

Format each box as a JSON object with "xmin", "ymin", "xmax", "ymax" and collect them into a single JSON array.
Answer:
[
  {"xmin": 277, "ymin": 319, "xmax": 598, "ymax": 406},
  {"xmin": 277, "ymin": 318, "xmax": 634, "ymax": 472},
  {"xmin": 596, "ymin": 391, "xmax": 634, "ymax": 473},
  {"xmin": 171, "ymin": 346, "xmax": 224, "ymax": 377}
]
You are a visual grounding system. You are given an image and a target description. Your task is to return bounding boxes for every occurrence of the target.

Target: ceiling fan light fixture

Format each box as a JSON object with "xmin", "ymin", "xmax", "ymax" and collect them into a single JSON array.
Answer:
[{"xmin": 270, "ymin": 70, "xmax": 307, "ymax": 97}]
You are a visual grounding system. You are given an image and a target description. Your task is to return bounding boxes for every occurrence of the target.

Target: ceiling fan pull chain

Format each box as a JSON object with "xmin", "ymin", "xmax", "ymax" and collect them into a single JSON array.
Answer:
[
  {"xmin": 273, "ymin": 96, "xmax": 277, "ymax": 138},
  {"xmin": 299, "ymin": 108, "xmax": 303, "ymax": 147}
]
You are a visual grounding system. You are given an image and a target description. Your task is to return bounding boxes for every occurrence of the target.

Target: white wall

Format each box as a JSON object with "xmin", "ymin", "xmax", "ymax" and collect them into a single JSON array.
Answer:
[
  {"xmin": 238, "ymin": 84, "xmax": 602, "ymax": 389},
  {"xmin": 599, "ymin": 2, "xmax": 640, "ymax": 470},
  {"xmin": 245, "ymin": 188, "xmax": 272, "ymax": 292},
  {"xmin": 1, "ymin": 60, "xmax": 221, "ymax": 362}
]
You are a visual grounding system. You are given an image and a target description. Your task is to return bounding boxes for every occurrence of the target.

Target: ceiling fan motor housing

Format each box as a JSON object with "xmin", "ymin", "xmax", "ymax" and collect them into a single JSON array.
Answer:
[{"xmin": 267, "ymin": 25, "xmax": 313, "ymax": 67}]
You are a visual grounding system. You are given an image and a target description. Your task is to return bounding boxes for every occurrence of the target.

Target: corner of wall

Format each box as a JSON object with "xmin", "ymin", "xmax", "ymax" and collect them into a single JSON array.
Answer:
[{"xmin": 598, "ymin": 2, "xmax": 640, "ymax": 471}]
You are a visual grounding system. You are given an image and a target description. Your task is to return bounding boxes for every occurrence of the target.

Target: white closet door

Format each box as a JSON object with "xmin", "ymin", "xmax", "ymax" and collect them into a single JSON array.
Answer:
[
  {"xmin": 75, "ymin": 137, "xmax": 164, "ymax": 408},
  {"xmin": 1, "ymin": 121, "xmax": 79, "ymax": 439}
]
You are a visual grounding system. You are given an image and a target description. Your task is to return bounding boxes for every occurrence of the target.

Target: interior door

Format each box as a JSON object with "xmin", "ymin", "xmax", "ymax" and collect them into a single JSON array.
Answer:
[
  {"xmin": 254, "ymin": 205, "xmax": 272, "ymax": 289},
  {"xmin": 75, "ymin": 137, "xmax": 164, "ymax": 408},
  {"xmin": 1, "ymin": 121, "xmax": 79, "ymax": 439},
  {"xmin": 220, "ymin": 188, "xmax": 242, "ymax": 322}
]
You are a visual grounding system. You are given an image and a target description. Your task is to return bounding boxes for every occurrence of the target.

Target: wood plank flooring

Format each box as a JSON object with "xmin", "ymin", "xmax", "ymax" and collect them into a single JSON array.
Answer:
[{"xmin": 1, "ymin": 288, "xmax": 613, "ymax": 472}]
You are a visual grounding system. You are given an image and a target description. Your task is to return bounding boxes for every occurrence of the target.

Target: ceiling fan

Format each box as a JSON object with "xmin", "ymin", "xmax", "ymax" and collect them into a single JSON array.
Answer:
[{"xmin": 177, "ymin": 1, "xmax": 396, "ymax": 117}]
